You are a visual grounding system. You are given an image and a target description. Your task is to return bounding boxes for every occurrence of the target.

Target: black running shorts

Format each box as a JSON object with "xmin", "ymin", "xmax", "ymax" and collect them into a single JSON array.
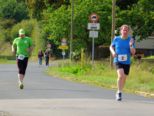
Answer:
[
  {"xmin": 115, "ymin": 62, "xmax": 130, "ymax": 75},
  {"xmin": 17, "ymin": 57, "xmax": 28, "ymax": 75}
]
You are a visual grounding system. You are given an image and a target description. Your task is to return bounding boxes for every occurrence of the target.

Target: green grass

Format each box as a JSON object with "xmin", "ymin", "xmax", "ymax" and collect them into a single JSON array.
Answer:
[
  {"xmin": 0, "ymin": 42, "xmax": 16, "ymax": 64},
  {"xmin": 0, "ymin": 58, "xmax": 16, "ymax": 64},
  {"xmin": 47, "ymin": 60, "xmax": 154, "ymax": 98},
  {"xmin": 144, "ymin": 55, "xmax": 154, "ymax": 59}
]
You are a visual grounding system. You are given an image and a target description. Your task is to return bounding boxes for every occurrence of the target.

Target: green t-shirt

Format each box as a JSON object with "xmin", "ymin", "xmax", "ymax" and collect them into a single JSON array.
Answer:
[{"xmin": 13, "ymin": 36, "xmax": 33, "ymax": 57}]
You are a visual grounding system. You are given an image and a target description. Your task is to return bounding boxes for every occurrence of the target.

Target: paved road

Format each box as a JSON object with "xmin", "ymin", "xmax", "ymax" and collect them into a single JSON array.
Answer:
[{"xmin": 0, "ymin": 63, "xmax": 154, "ymax": 116}]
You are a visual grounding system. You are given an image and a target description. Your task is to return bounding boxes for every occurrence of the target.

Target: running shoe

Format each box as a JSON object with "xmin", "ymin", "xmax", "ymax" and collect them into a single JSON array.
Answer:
[
  {"xmin": 116, "ymin": 92, "xmax": 122, "ymax": 101},
  {"xmin": 18, "ymin": 81, "xmax": 24, "ymax": 89},
  {"xmin": 19, "ymin": 83, "xmax": 24, "ymax": 89}
]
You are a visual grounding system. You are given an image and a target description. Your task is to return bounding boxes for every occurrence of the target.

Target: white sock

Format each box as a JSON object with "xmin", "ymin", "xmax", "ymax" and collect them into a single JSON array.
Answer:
[{"xmin": 117, "ymin": 90, "xmax": 122, "ymax": 93}]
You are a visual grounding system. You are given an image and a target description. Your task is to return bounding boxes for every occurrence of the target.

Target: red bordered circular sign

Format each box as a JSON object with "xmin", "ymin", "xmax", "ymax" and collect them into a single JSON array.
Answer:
[{"xmin": 89, "ymin": 13, "xmax": 99, "ymax": 23}]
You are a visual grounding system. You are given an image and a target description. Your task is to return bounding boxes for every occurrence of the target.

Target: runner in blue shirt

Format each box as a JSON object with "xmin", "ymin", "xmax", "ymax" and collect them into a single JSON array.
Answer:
[{"xmin": 110, "ymin": 24, "xmax": 136, "ymax": 101}]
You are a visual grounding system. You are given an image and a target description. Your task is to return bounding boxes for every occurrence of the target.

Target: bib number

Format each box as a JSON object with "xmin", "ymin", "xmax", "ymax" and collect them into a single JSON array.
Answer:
[
  {"xmin": 118, "ymin": 54, "xmax": 127, "ymax": 61},
  {"xmin": 18, "ymin": 55, "xmax": 25, "ymax": 60}
]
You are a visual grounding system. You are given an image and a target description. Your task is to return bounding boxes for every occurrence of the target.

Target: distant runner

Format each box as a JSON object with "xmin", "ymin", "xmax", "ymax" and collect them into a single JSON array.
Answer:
[
  {"xmin": 38, "ymin": 49, "xmax": 44, "ymax": 65},
  {"xmin": 12, "ymin": 29, "xmax": 33, "ymax": 89},
  {"xmin": 44, "ymin": 49, "xmax": 50, "ymax": 66},
  {"xmin": 110, "ymin": 24, "xmax": 136, "ymax": 101}
]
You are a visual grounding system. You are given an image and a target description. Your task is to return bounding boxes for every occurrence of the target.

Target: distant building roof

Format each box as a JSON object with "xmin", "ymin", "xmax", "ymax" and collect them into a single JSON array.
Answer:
[{"xmin": 136, "ymin": 36, "xmax": 154, "ymax": 49}]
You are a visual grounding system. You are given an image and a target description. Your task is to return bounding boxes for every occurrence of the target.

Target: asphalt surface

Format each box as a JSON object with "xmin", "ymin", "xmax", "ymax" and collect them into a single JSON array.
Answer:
[{"xmin": 0, "ymin": 62, "xmax": 154, "ymax": 116}]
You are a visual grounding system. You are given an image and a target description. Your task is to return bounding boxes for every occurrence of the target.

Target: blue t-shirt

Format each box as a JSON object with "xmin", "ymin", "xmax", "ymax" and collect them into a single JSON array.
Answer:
[{"xmin": 111, "ymin": 36, "xmax": 135, "ymax": 64}]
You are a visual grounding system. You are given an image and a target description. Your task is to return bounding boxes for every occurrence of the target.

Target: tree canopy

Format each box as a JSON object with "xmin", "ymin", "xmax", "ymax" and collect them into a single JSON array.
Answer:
[
  {"xmin": 0, "ymin": 0, "xmax": 29, "ymax": 22},
  {"xmin": 0, "ymin": 0, "xmax": 153, "ymax": 58}
]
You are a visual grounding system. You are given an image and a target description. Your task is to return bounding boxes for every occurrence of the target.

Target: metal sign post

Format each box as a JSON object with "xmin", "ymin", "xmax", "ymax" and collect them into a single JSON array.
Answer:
[
  {"xmin": 89, "ymin": 30, "xmax": 98, "ymax": 64},
  {"xmin": 92, "ymin": 33, "xmax": 94, "ymax": 65},
  {"xmin": 62, "ymin": 50, "xmax": 66, "ymax": 60},
  {"xmin": 58, "ymin": 38, "xmax": 68, "ymax": 60},
  {"xmin": 88, "ymin": 13, "xmax": 100, "ymax": 65}
]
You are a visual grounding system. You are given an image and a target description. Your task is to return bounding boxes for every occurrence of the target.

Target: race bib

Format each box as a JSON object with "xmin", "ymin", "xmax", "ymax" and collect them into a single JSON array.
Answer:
[
  {"xmin": 18, "ymin": 54, "xmax": 25, "ymax": 60},
  {"xmin": 118, "ymin": 54, "xmax": 127, "ymax": 61}
]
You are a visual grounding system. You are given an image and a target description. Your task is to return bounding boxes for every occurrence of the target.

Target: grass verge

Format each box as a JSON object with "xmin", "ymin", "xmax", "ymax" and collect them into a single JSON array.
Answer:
[
  {"xmin": 47, "ymin": 60, "xmax": 154, "ymax": 98},
  {"xmin": 0, "ymin": 58, "xmax": 16, "ymax": 64}
]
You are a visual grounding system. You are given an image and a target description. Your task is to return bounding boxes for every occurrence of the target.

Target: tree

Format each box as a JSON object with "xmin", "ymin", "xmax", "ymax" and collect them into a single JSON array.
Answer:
[
  {"xmin": 116, "ymin": 0, "xmax": 138, "ymax": 10},
  {"xmin": 0, "ymin": 0, "xmax": 29, "ymax": 22},
  {"xmin": 25, "ymin": 0, "xmax": 65, "ymax": 19},
  {"xmin": 42, "ymin": 0, "xmax": 112, "ymax": 57},
  {"xmin": 116, "ymin": 0, "xmax": 154, "ymax": 40}
]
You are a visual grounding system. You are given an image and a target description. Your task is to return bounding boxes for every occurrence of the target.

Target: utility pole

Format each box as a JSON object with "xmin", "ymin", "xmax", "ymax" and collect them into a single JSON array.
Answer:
[
  {"xmin": 70, "ymin": 0, "xmax": 74, "ymax": 61},
  {"xmin": 110, "ymin": 0, "xmax": 116, "ymax": 67}
]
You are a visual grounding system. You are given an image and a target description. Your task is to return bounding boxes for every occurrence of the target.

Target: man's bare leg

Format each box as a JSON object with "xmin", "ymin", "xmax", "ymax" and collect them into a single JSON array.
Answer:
[{"xmin": 18, "ymin": 74, "xmax": 24, "ymax": 89}]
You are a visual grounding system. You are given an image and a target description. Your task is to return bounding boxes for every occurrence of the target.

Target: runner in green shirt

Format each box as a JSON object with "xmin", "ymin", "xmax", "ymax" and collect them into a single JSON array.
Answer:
[{"xmin": 12, "ymin": 29, "xmax": 33, "ymax": 89}]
